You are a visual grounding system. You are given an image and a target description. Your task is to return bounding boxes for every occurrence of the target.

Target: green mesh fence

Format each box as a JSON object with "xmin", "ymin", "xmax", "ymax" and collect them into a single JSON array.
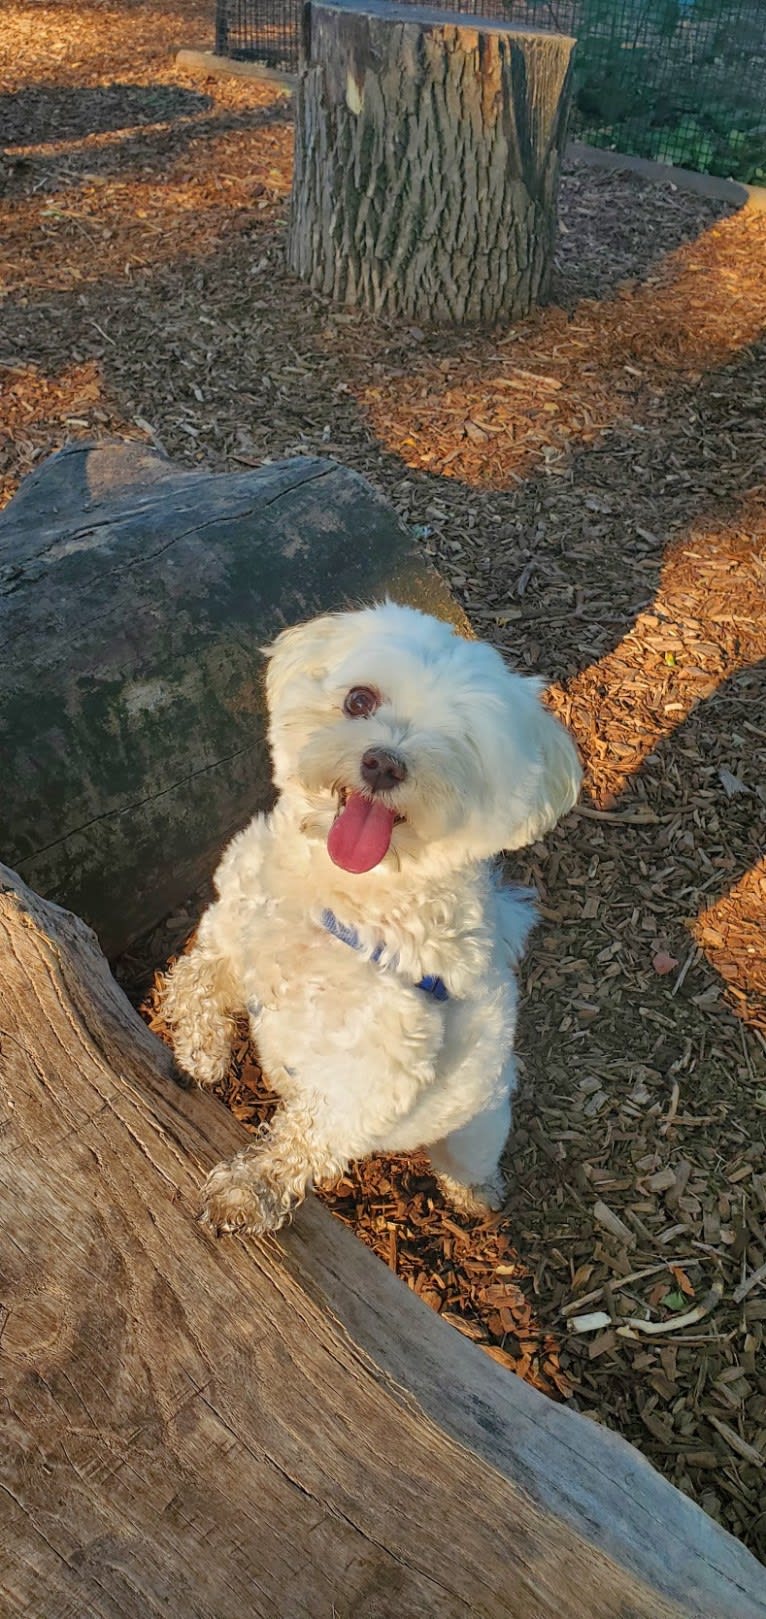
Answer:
[
  {"xmin": 543, "ymin": 0, "xmax": 766, "ymax": 182},
  {"xmin": 215, "ymin": 0, "xmax": 766, "ymax": 182}
]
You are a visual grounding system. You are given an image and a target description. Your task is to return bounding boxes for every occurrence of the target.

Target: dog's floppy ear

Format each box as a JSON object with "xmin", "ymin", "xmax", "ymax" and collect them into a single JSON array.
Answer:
[
  {"xmin": 263, "ymin": 615, "xmax": 341, "ymax": 708},
  {"xmin": 497, "ymin": 679, "xmax": 582, "ymax": 851}
]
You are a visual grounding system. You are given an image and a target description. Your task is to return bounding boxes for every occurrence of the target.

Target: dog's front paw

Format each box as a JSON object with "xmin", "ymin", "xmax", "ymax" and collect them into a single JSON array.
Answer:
[
  {"xmin": 172, "ymin": 1039, "xmax": 231, "ymax": 1090},
  {"xmin": 156, "ymin": 957, "xmax": 234, "ymax": 1089},
  {"xmin": 198, "ymin": 1158, "xmax": 289, "ymax": 1237}
]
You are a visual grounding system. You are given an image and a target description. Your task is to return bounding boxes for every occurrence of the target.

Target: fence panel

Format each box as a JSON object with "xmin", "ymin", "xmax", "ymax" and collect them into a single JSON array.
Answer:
[{"xmin": 214, "ymin": 0, "xmax": 766, "ymax": 181}]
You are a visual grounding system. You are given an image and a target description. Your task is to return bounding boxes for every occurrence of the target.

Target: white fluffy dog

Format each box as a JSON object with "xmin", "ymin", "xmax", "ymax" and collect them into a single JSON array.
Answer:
[{"xmin": 160, "ymin": 601, "xmax": 581, "ymax": 1235}]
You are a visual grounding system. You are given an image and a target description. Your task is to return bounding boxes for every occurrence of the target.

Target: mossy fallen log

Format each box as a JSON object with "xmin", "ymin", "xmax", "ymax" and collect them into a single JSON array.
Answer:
[{"xmin": 0, "ymin": 441, "xmax": 457, "ymax": 953}]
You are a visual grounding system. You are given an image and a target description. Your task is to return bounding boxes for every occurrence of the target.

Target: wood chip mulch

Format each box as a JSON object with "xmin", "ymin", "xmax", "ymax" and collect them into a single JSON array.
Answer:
[{"xmin": 4, "ymin": 0, "xmax": 766, "ymax": 1562}]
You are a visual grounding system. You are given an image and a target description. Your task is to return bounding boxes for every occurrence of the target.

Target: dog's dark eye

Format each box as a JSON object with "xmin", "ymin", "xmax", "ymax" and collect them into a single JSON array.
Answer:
[{"xmin": 343, "ymin": 686, "xmax": 379, "ymax": 718}]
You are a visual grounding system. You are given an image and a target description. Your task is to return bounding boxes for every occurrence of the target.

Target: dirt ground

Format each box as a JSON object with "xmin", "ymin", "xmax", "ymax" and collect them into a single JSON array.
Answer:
[{"xmin": 3, "ymin": 0, "xmax": 766, "ymax": 1561}]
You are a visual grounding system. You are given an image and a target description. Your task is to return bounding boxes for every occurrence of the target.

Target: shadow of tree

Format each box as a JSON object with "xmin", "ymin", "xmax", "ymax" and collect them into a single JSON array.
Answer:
[
  {"xmin": 351, "ymin": 209, "xmax": 765, "ymax": 491},
  {"xmin": 364, "ymin": 335, "xmax": 766, "ymax": 682},
  {"xmin": 1, "ymin": 93, "xmax": 292, "ymax": 201},
  {"xmin": 517, "ymin": 656, "xmax": 766, "ymax": 1036},
  {"xmin": 549, "ymin": 163, "xmax": 735, "ymax": 310},
  {"xmin": 0, "ymin": 81, "xmax": 214, "ymax": 145}
]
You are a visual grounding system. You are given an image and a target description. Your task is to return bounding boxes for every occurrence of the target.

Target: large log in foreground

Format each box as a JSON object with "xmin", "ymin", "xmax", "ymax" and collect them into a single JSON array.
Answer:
[
  {"xmin": 1, "ymin": 862, "xmax": 765, "ymax": 1619},
  {"xmin": 288, "ymin": 0, "xmax": 575, "ymax": 324},
  {"xmin": 0, "ymin": 441, "xmax": 459, "ymax": 955}
]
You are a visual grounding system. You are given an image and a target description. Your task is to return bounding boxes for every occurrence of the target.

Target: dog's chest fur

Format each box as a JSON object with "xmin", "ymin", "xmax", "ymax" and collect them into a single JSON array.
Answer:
[{"xmin": 205, "ymin": 806, "xmax": 530, "ymax": 1155}]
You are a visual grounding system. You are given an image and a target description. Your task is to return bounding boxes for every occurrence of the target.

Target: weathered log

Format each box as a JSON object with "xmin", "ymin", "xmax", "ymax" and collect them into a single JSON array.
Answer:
[
  {"xmin": 288, "ymin": 0, "xmax": 575, "ymax": 324},
  {"xmin": 1, "ymin": 861, "xmax": 765, "ymax": 1619},
  {"xmin": 0, "ymin": 440, "xmax": 459, "ymax": 955}
]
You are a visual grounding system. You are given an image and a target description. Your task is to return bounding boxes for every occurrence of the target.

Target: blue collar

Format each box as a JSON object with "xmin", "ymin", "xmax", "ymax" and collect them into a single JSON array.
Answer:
[{"xmin": 320, "ymin": 908, "xmax": 449, "ymax": 1003}]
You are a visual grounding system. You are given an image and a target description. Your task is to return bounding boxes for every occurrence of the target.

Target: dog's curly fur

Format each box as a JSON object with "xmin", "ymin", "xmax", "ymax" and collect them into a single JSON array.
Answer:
[{"xmin": 160, "ymin": 602, "xmax": 581, "ymax": 1235}]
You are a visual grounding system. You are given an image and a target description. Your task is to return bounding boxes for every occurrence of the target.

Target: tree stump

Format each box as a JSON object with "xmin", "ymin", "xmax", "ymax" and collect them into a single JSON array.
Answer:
[
  {"xmin": 0, "ymin": 441, "xmax": 460, "ymax": 955},
  {"xmin": 287, "ymin": 0, "xmax": 575, "ymax": 325},
  {"xmin": 2, "ymin": 859, "xmax": 765, "ymax": 1619}
]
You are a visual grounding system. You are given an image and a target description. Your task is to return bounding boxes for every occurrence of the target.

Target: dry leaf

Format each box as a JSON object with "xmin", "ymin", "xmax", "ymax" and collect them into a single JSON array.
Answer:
[{"xmin": 652, "ymin": 951, "xmax": 679, "ymax": 975}]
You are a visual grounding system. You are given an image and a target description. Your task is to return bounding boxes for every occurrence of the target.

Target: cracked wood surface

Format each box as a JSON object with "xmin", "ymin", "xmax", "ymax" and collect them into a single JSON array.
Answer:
[
  {"xmin": 288, "ymin": 0, "xmax": 575, "ymax": 324},
  {"xmin": 0, "ymin": 441, "xmax": 458, "ymax": 955},
  {"xmin": 1, "ymin": 862, "xmax": 765, "ymax": 1619}
]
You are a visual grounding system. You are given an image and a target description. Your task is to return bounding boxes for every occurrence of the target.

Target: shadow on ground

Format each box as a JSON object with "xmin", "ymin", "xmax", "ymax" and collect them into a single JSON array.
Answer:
[{"xmin": 0, "ymin": 81, "xmax": 213, "ymax": 145}]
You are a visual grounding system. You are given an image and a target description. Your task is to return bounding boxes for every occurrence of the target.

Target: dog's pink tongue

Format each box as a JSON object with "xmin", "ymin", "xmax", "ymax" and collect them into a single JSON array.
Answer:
[{"xmin": 328, "ymin": 793, "xmax": 397, "ymax": 873}]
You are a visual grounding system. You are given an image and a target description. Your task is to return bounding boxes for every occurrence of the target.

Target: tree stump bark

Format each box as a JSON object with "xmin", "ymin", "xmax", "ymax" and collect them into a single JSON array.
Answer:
[
  {"xmin": 287, "ymin": 0, "xmax": 575, "ymax": 325},
  {"xmin": 1, "ymin": 860, "xmax": 765, "ymax": 1619},
  {"xmin": 0, "ymin": 441, "xmax": 460, "ymax": 956}
]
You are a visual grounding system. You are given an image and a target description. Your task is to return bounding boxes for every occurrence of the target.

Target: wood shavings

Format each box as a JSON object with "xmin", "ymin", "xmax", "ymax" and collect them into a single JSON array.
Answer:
[
  {"xmin": 570, "ymin": 1311, "xmax": 612, "ymax": 1333},
  {"xmin": 593, "ymin": 1200, "xmax": 636, "ymax": 1244},
  {"xmin": 616, "ymin": 1281, "xmax": 724, "ymax": 1337},
  {"xmin": 733, "ymin": 1262, "xmax": 766, "ymax": 1306},
  {"xmin": 708, "ymin": 1417, "xmax": 765, "ymax": 1469}
]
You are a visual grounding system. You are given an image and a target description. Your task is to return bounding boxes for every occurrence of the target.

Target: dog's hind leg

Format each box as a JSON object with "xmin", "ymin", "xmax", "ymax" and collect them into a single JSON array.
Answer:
[
  {"xmin": 427, "ymin": 1088, "xmax": 512, "ymax": 1217},
  {"xmin": 159, "ymin": 928, "xmax": 240, "ymax": 1088}
]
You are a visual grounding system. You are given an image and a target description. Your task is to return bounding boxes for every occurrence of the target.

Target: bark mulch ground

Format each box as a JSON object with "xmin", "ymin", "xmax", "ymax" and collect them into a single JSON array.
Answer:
[{"xmin": 3, "ymin": 0, "xmax": 766, "ymax": 1560}]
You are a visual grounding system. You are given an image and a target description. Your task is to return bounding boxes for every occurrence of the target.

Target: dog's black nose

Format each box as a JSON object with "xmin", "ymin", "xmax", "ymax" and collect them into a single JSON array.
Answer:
[{"xmin": 361, "ymin": 748, "xmax": 408, "ymax": 793}]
